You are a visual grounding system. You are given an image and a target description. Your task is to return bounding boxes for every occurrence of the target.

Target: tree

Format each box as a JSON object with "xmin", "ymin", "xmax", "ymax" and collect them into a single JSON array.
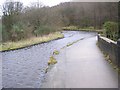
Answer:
[
  {"xmin": 2, "ymin": 1, "xmax": 23, "ymax": 41},
  {"xmin": 104, "ymin": 21, "xmax": 118, "ymax": 41}
]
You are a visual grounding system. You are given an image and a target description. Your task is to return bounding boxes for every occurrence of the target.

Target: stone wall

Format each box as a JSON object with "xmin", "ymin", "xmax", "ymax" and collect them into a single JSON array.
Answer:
[{"xmin": 98, "ymin": 35, "xmax": 120, "ymax": 67}]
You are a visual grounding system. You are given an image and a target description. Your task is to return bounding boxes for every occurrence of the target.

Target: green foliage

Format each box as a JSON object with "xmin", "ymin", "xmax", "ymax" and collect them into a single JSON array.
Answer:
[
  {"xmin": 0, "ymin": 24, "xmax": 2, "ymax": 42},
  {"xmin": 2, "ymin": 25, "xmax": 10, "ymax": 42},
  {"xmin": 0, "ymin": 24, "xmax": 2, "ymax": 33},
  {"xmin": 103, "ymin": 21, "xmax": 118, "ymax": 41},
  {"xmin": 62, "ymin": 26, "xmax": 96, "ymax": 31},
  {"xmin": 34, "ymin": 26, "xmax": 55, "ymax": 36},
  {"xmin": 2, "ymin": 2, "xmax": 118, "ymax": 43},
  {"xmin": 11, "ymin": 22, "xmax": 24, "ymax": 41}
]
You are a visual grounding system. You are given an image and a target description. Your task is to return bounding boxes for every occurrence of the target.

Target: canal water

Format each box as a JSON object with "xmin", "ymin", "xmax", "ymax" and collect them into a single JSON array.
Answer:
[{"xmin": 2, "ymin": 31, "xmax": 97, "ymax": 88}]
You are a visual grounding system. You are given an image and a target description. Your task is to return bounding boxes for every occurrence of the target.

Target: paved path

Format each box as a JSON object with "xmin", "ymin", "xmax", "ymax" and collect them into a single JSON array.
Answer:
[{"xmin": 41, "ymin": 36, "xmax": 118, "ymax": 88}]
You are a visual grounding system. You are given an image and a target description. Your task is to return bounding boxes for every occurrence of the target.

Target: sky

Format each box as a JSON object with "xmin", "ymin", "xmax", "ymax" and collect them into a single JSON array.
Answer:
[
  {"xmin": 0, "ymin": 0, "xmax": 71, "ymax": 16},
  {"xmin": 0, "ymin": 0, "xmax": 119, "ymax": 7},
  {"xmin": 0, "ymin": 0, "xmax": 119, "ymax": 16},
  {"xmin": 0, "ymin": 0, "xmax": 71, "ymax": 7}
]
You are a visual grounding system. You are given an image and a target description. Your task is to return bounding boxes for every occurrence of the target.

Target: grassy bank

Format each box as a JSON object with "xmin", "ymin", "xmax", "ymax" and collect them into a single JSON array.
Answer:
[
  {"xmin": 0, "ymin": 32, "xmax": 64, "ymax": 52},
  {"xmin": 62, "ymin": 26, "xmax": 103, "ymax": 33}
]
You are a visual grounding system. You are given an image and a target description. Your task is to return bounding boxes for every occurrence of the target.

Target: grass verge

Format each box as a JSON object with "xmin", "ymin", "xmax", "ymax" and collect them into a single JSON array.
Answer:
[
  {"xmin": 0, "ymin": 32, "xmax": 64, "ymax": 52},
  {"xmin": 62, "ymin": 26, "xmax": 103, "ymax": 34}
]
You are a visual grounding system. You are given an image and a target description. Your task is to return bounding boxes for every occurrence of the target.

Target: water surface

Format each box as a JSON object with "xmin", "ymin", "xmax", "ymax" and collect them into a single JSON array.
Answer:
[{"xmin": 2, "ymin": 31, "xmax": 97, "ymax": 88}]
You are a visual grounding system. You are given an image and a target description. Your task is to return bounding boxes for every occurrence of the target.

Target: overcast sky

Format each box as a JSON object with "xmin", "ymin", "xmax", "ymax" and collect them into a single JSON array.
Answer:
[
  {"xmin": 0, "ymin": 0, "xmax": 71, "ymax": 7},
  {"xmin": 0, "ymin": 0, "xmax": 119, "ymax": 7},
  {"xmin": 0, "ymin": 0, "xmax": 71, "ymax": 16}
]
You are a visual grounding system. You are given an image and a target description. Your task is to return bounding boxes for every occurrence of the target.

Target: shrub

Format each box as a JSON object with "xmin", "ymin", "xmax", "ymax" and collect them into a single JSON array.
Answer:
[
  {"xmin": 2, "ymin": 25, "xmax": 11, "ymax": 42},
  {"xmin": 103, "ymin": 21, "xmax": 118, "ymax": 41},
  {"xmin": 34, "ymin": 26, "xmax": 55, "ymax": 36},
  {"xmin": 0, "ymin": 24, "xmax": 2, "ymax": 42},
  {"xmin": 11, "ymin": 22, "xmax": 24, "ymax": 41}
]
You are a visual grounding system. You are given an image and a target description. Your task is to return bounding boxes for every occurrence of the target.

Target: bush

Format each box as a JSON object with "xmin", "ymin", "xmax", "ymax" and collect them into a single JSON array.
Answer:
[
  {"xmin": 34, "ymin": 26, "xmax": 55, "ymax": 36},
  {"xmin": 103, "ymin": 21, "xmax": 118, "ymax": 41},
  {"xmin": 2, "ymin": 25, "xmax": 11, "ymax": 42},
  {"xmin": 11, "ymin": 22, "xmax": 24, "ymax": 41},
  {"xmin": 0, "ymin": 24, "xmax": 2, "ymax": 42}
]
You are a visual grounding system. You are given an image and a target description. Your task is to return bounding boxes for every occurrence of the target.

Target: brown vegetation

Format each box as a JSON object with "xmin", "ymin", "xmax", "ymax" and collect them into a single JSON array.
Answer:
[{"xmin": 1, "ymin": 2, "xmax": 119, "ymax": 42}]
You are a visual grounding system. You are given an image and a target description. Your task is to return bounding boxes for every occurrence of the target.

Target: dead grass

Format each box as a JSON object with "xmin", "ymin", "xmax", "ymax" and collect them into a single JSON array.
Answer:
[
  {"xmin": 0, "ymin": 32, "xmax": 64, "ymax": 51},
  {"xmin": 62, "ymin": 26, "xmax": 103, "ymax": 33}
]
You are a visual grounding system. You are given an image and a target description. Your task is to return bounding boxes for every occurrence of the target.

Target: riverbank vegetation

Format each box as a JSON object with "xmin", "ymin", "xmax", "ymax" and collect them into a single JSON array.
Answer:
[
  {"xmin": 1, "ymin": 1, "xmax": 119, "ymax": 50},
  {"xmin": 62, "ymin": 26, "xmax": 103, "ymax": 33},
  {"xmin": 103, "ymin": 21, "xmax": 119, "ymax": 41},
  {"xmin": 0, "ymin": 32, "xmax": 63, "ymax": 51}
]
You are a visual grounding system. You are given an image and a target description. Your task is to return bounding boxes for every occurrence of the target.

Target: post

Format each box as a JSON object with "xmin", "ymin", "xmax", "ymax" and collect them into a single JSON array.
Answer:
[{"xmin": 117, "ymin": 39, "xmax": 120, "ymax": 89}]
